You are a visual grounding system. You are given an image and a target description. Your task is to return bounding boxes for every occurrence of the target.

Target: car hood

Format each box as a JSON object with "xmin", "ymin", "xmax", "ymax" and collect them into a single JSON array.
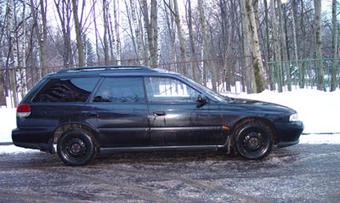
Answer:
[{"xmin": 226, "ymin": 97, "xmax": 296, "ymax": 114}]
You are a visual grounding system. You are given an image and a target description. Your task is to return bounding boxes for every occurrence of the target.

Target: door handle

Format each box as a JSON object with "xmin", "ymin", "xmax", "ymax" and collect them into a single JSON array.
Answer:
[
  {"xmin": 153, "ymin": 111, "xmax": 166, "ymax": 116},
  {"xmin": 84, "ymin": 112, "xmax": 98, "ymax": 117}
]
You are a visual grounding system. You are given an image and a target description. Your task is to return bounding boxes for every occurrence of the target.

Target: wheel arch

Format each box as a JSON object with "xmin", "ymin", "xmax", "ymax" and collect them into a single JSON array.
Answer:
[
  {"xmin": 228, "ymin": 117, "xmax": 278, "ymax": 147},
  {"xmin": 52, "ymin": 122, "xmax": 100, "ymax": 147}
]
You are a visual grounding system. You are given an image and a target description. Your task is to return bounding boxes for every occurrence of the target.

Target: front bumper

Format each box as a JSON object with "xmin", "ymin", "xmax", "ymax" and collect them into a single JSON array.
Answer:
[
  {"xmin": 12, "ymin": 128, "xmax": 54, "ymax": 153},
  {"xmin": 274, "ymin": 121, "xmax": 304, "ymax": 148}
]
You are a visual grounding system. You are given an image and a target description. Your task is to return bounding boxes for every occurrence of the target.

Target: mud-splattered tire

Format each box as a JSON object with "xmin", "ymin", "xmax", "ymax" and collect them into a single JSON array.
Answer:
[
  {"xmin": 234, "ymin": 120, "xmax": 273, "ymax": 160},
  {"xmin": 57, "ymin": 129, "xmax": 96, "ymax": 166}
]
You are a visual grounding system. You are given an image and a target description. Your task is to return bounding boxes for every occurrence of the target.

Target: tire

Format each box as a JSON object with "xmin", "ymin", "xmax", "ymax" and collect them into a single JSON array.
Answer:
[
  {"xmin": 57, "ymin": 129, "xmax": 96, "ymax": 166},
  {"xmin": 234, "ymin": 120, "xmax": 273, "ymax": 160}
]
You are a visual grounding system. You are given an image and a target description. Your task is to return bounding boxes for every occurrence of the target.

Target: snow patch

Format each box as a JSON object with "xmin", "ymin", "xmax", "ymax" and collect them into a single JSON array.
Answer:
[
  {"xmin": 0, "ymin": 108, "xmax": 16, "ymax": 143},
  {"xmin": 0, "ymin": 145, "xmax": 36, "ymax": 154},
  {"xmin": 300, "ymin": 134, "xmax": 340, "ymax": 144},
  {"xmin": 225, "ymin": 89, "xmax": 340, "ymax": 134}
]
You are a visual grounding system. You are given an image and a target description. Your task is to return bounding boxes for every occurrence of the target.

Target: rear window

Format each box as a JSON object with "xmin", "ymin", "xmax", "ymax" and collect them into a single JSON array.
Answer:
[{"xmin": 32, "ymin": 77, "xmax": 99, "ymax": 103}]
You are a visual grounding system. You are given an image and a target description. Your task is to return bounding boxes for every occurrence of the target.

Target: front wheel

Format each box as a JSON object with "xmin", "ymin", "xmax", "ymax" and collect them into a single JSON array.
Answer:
[
  {"xmin": 234, "ymin": 121, "xmax": 273, "ymax": 160},
  {"xmin": 57, "ymin": 129, "xmax": 96, "ymax": 166}
]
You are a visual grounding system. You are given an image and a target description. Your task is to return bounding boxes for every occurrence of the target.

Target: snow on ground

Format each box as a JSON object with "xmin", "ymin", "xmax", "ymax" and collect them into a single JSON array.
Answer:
[
  {"xmin": 0, "ymin": 145, "xmax": 36, "ymax": 154},
  {"xmin": 0, "ymin": 107, "xmax": 16, "ymax": 143},
  {"xmin": 225, "ymin": 89, "xmax": 340, "ymax": 134},
  {"xmin": 0, "ymin": 89, "xmax": 339, "ymax": 154}
]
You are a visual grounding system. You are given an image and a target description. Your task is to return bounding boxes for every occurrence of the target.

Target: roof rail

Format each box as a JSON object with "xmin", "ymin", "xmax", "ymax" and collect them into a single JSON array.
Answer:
[{"xmin": 57, "ymin": 65, "xmax": 153, "ymax": 73}]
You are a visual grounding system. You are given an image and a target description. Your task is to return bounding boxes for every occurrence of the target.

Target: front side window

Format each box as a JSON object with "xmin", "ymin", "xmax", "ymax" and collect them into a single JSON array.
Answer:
[
  {"xmin": 33, "ymin": 77, "xmax": 99, "ymax": 103},
  {"xmin": 145, "ymin": 77, "xmax": 200, "ymax": 103},
  {"xmin": 93, "ymin": 77, "xmax": 145, "ymax": 103}
]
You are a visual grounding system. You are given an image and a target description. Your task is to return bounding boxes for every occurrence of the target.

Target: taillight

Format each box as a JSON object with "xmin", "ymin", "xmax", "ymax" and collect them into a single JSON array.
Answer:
[{"xmin": 17, "ymin": 104, "xmax": 31, "ymax": 118}]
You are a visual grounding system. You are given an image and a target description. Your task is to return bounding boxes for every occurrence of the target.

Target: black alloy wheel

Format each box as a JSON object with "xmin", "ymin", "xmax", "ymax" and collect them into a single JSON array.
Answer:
[
  {"xmin": 57, "ymin": 129, "xmax": 96, "ymax": 166},
  {"xmin": 234, "ymin": 121, "xmax": 273, "ymax": 160}
]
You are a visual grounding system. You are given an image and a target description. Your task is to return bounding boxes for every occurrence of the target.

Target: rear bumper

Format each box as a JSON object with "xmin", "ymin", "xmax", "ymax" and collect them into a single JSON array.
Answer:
[
  {"xmin": 12, "ymin": 128, "xmax": 54, "ymax": 152},
  {"xmin": 274, "ymin": 121, "xmax": 304, "ymax": 148}
]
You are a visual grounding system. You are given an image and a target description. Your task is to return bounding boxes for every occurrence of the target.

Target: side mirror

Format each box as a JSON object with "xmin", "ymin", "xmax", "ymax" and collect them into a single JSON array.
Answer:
[{"xmin": 196, "ymin": 95, "xmax": 208, "ymax": 108}]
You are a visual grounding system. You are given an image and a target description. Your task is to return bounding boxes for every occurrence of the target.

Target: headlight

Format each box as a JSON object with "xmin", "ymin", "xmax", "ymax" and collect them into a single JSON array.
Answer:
[{"xmin": 289, "ymin": 113, "xmax": 299, "ymax": 122}]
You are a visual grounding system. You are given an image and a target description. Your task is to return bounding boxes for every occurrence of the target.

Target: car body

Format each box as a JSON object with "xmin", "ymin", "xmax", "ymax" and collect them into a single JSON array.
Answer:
[{"xmin": 12, "ymin": 66, "xmax": 303, "ymax": 165}]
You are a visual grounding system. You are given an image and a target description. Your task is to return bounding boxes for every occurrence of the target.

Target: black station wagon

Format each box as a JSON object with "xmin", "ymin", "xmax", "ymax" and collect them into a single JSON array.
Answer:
[{"xmin": 12, "ymin": 66, "xmax": 303, "ymax": 166}]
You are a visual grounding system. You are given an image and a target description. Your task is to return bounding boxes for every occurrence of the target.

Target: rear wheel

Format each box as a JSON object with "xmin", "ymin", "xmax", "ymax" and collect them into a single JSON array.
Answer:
[
  {"xmin": 57, "ymin": 129, "xmax": 96, "ymax": 166},
  {"xmin": 234, "ymin": 120, "xmax": 273, "ymax": 160}
]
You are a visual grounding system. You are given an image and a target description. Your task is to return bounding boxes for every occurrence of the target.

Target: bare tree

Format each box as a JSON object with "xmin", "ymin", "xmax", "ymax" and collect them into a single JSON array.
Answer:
[
  {"xmin": 141, "ymin": 0, "xmax": 158, "ymax": 67},
  {"xmin": 91, "ymin": 0, "xmax": 101, "ymax": 64},
  {"xmin": 185, "ymin": 0, "xmax": 197, "ymax": 81},
  {"xmin": 71, "ymin": 0, "xmax": 84, "ymax": 66},
  {"xmin": 30, "ymin": 0, "xmax": 48, "ymax": 76},
  {"xmin": 54, "ymin": 0, "xmax": 73, "ymax": 67},
  {"xmin": 330, "ymin": 0, "xmax": 337, "ymax": 91},
  {"xmin": 7, "ymin": 0, "xmax": 17, "ymax": 107},
  {"xmin": 291, "ymin": 0, "xmax": 299, "ymax": 88},
  {"xmin": 113, "ymin": 0, "xmax": 121, "ymax": 65},
  {"xmin": 314, "ymin": 0, "xmax": 324, "ymax": 90},
  {"xmin": 173, "ymin": 0, "xmax": 186, "ymax": 74},
  {"xmin": 198, "ymin": 0, "xmax": 209, "ymax": 86},
  {"xmin": 102, "ymin": 0, "xmax": 110, "ymax": 64}
]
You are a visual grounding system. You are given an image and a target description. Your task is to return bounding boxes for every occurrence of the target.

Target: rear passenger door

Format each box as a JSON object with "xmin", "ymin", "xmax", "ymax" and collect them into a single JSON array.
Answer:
[{"xmin": 89, "ymin": 77, "xmax": 149, "ymax": 147}]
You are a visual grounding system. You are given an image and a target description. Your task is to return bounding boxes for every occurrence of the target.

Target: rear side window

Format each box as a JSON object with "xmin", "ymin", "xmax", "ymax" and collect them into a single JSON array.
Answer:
[
  {"xmin": 32, "ymin": 77, "xmax": 99, "ymax": 103},
  {"xmin": 92, "ymin": 77, "xmax": 145, "ymax": 103}
]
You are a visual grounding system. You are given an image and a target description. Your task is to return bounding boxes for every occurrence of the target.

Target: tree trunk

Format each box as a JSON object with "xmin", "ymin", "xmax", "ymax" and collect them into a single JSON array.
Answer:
[
  {"xmin": 92, "ymin": 0, "xmax": 101, "ymax": 64},
  {"xmin": 72, "ymin": 0, "xmax": 84, "ymax": 67},
  {"xmin": 271, "ymin": 0, "xmax": 282, "ymax": 92},
  {"xmin": 291, "ymin": 0, "xmax": 299, "ymax": 89},
  {"xmin": 240, "ymin": 0, "xmax": 255, "ymax": 93},
  {"xmin": 198, "ymin": 0, "xmax": 209, "ymax": 86},
  {"xmin": 114, "ymin": 0, "xmax": 121, "ymax": 65},
  {"xmin": 40, "ymin": 0, "xmax": 48, "ymax": 75},
  {"xmin": 7, "ymin": 0, "xmax": 18, "ymax": 107},
  {"xmin": 314, "ymin": 0, "xmax": 324, "ymax": 90},
  {"xmin": 331, "ymin": 0, "xmax": 337, "ymax": 91},
  {"xmin": 186, "ymin": 0, "xmax": 197, "ymax": 81},
  {"xmin": 246, "ymin": 0, "xmax": 265, "ymax": 93},
  {"xmin": 173, "ymin": 0, "xmax": 186, "ymax": 75},
  {"xmin": 264, "ymin": 0, "xmax": 273, "ymax": 90},
  {"xmin": 125, "ymin": 0, "xmax": 139, "ymax": 62},
  {"xmin": 102, "ymin": 0, "xmax": 109, "ymax": 64}
]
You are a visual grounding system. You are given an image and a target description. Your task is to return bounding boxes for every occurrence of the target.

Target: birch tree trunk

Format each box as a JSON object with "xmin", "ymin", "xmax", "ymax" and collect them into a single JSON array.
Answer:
[
  {"xmin": 102, "ymin": 0, "xmax": 109, "ymax": 64},
  {"xmin": 314, "ymin": 0, "xmax": 324, "ymax": 90},
  {"xmin": 240, "ymin": 0, "xmax": 255, "ymax": 93},
  {"xmin": 246, "ymin": 0, "xmax": 265, "ymax": 93},
  {"xmin": 330, "ymin": 0, "xmax": 338, "ymax": 91},
  {"xmin": 113, "ymin": 0, "xmax": 121, "ymax": 65},
  {"xmin": 198, "ymin": 0, "xmax": 208, "ymax": 86}
]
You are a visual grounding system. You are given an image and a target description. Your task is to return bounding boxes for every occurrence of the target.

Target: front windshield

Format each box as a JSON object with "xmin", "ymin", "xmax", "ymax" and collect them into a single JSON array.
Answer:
[{"xmin": 181, "ymin": 75, "xmax": 228, "ymax": 102}]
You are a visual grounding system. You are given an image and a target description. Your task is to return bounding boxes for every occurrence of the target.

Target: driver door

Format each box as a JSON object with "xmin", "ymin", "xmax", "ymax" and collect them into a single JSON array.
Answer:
[{"xmin": 145, "ymin": 76, "xmax": 224, "ymax": 146}]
